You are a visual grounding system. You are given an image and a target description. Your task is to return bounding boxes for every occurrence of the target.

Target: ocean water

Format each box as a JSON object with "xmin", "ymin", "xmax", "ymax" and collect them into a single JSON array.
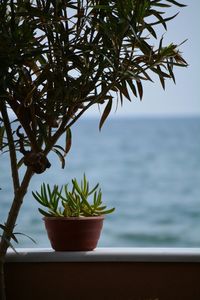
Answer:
[{"xmin": 0, "ymin": 117, "xmax": 200, "ymax": 248}]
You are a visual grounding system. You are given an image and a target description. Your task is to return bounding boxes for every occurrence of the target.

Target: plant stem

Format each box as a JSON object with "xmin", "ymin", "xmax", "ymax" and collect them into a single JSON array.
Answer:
[
  {"xmin": 0, "ymin": 102, "xmax": 20, "ymax": 193},
  {"xmin": 0, "ymin": 101, "xmax": 20, "ymax": 300},
  {"xmin": 0, "ymin": 167, "xmax": 34, "ymax": 299},
  {"xmin": 0, "ymin": 167, "xmax": 33, "ymax": 254}
]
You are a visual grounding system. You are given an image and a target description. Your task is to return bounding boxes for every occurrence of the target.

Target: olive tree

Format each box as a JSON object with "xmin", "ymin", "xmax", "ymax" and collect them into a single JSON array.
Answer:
[{"xmin": 0, "ymin": 0, "xmax": 187, "ymax": 298}]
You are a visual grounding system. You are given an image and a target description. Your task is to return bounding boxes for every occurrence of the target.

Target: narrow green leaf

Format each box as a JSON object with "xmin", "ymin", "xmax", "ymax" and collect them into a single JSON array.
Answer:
[
  {"xmin": 53, "ymin": 145, "xmax": 65, "ymax": 152},
  {"xmin": 32, "ymin": 191, "xmax": 46, "ymax": 206},
  {"xmin": 149, "ymin": 10, "xmax": 167, "ymax": 30},
  {"xmin": 119, "ymin": 91, "xmax": 123, "ymax": 106},
  {"xmin": 64, "ymin": 128, "xmax": 72, "ymax": 156},
  {"xmin": 116, "ymin": 82, "xmax": 132, "ymax": 101},
  {"xmin": 158, "ymin": 35, "xmax": 164, "ymax": 54},
  {"xmin": 151, "ymin": 2, "xmax": 171, "ymax": 8},
  {"xmin": 0, "ymin": 224, "xmax": 7, "ymax": 231},
  {"xmin": 72, "ymin": 179, "xmax": 82, "ymax": 195},
  {"xmin": 88, "ymin": 183, "xmax": 99, "ymax": 196},
  {"xmin": 145, "ymin": 23, "xmax": 157, "ymax": 38},
  {"xmin": 95, "ymin": 205, "xmax": 107, "ymax": 211},
  {"xmin": 38, "ymin": 208, "xmax": 52, "ymax": 217},
  {"xmin": 127, "ymin": 80, "xmax": 137, "ymax": 97},
  {"xmin": 93, "ymin": 191, "xmax": 97, "ymax": 206},
  {"xmin": 17, "ymin": 157, "xmax": 24, "ymax": 169},
  {"xmin": 0, "ymin": 126, "xmax": 5, "ymax": 150},
  {"xmin": 47, "ymin": 184, "xmax": 53, "ymax": 203},
  {"xmin": 100, "ymin": 207, "xmax": 115, "ymax": 215},
  {"xmin": 151, "ymin": 67, "xmax": 171, "ymax": 78},
  {"xmin": 96, "ymin": 190, "xmax": 102, "ymax": 206},
  {"xmin": 167, "ymin": 62, "xmax": 176, "ymax": 83},
  {"xmin": 136, "ymin": 81, "xmax": 143, "ymax": 100},
  {"xmin": 157, "ymin": 66, "xmax": 166, "ymax": 89},
  {"xmin": 41, "ymin": 183, "xmax": 48, "ymax": 204},
  {"xmin": 166, "ymin": 0, "xmax": 187, "ymax": 7},
  {"xmin": 83, "ymin": 173, "xmax": 87, "ymax": 195},
  {"xmin": 159, "ymin": 76, "xmax": 165, "ymax": 89},
  {"xmin": 99, "ymin": 99, "xmax": 112, "ymax": 131},
  {"xmin": 52, "ymin": 148, "xmax": 65, "ymax": 169},
  {"xmin": 14, "ymin": 232, "xmax": 36, "ymax": 244},
  {"xmin": 0, "ymin": 224, "xmax": 18, "ymax": 243},
  {"xmin": 3, "ymin": 238, "xmax": 18, "ymax": 253},
  {"xmin": 149, "ymin": 13, "xmax": 179, "ymax": 28}
]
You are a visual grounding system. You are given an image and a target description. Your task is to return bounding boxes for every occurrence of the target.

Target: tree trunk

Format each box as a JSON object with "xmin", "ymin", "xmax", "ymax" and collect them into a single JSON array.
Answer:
[
  {"xmin": 0, "ymin": 259, "xmax": 6, "ymax": 300},
  {"xmin": 0, "ymin": 167, "xmax": 33, "ymax": 300}
]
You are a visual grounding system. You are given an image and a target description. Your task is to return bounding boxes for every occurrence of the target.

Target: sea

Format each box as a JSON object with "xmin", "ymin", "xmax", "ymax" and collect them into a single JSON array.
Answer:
[{"xmin": 0, "ymin": 116, "xmax": 200, "ymax": 248}]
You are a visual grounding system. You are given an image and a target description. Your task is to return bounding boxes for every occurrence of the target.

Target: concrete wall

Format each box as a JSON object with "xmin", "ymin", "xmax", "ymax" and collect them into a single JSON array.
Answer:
[{"xmin": 5, "ymin": 248, "xmax": 200, "ymax": 300}]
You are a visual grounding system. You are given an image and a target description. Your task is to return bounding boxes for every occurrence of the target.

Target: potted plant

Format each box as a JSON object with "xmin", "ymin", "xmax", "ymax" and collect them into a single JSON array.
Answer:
[
  {"xmin": 32, "ymin": 174, "xmax": 114, "ymax": 251},
  {"xmin": 0, "ymin": 0, "xmax": 187, "ymax": 298}
]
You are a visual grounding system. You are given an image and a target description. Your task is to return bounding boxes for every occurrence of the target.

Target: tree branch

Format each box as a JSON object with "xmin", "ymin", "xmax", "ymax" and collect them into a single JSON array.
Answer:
[
  {"xmin": 0, "ymin": 167, "xmax": 33, "ymax": 257},
  {"xmin": 0, "ymin": 101, "xmax": 20, "ymax": 193},
  {"xmin": 0, "ymin": 166, "xmax": 33, "ymax": 299}
]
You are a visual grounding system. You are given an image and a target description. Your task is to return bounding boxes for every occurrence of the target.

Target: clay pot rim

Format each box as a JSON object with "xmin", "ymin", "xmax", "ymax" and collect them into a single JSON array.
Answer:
[{"xmin": 43, "ymin": 216, "xmax": 104, "ymax": 221}]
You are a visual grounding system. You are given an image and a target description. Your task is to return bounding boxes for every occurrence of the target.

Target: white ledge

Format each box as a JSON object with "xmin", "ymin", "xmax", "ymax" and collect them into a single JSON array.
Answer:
[{"xmin": 5, "ymin": 247, "xmax": 200, "ymax": 263}]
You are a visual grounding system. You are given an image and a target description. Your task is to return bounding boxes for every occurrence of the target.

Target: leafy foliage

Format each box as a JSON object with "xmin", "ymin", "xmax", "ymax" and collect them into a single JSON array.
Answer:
[
  {"xmin": 0, "ymin": 0, "xmax": 187, "ymax": 173},
  {"xmin": 32, "ymin": 174, "xmax": 115, "ymax": 217},
  {"xmin": 0, "ymin": 223, "xmax": 36, "ymax": 252}
]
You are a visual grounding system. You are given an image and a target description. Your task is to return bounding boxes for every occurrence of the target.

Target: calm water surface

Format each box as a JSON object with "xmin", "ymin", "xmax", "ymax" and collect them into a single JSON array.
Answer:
[{"xmin": 0, "ymin": 117, "xmax": 200, "ymax": 248}]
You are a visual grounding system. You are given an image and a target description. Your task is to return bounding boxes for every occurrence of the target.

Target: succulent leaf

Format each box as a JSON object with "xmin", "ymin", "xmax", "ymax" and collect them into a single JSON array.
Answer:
[{"xmin": 32, "ymin": 175, "xmax": 115, "ymax": 217}]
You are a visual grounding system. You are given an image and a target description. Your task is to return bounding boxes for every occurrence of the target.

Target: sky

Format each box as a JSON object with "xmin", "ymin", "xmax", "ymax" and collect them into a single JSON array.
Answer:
[{"xmin": 86, "ymin": 1, "xmax": 200, "ymax": 118}]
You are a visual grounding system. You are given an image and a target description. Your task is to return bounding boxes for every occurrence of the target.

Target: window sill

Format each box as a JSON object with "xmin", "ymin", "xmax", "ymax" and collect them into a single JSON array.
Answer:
[{"xmin": 6, "ymin": 247, "xmax": 200, "ymax": 263}]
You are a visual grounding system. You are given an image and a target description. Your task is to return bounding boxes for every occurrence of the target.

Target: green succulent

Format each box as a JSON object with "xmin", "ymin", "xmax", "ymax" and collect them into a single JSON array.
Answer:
[{"xmin": 32, "ymin": 174, "xmax": 115, "ymax": 217}]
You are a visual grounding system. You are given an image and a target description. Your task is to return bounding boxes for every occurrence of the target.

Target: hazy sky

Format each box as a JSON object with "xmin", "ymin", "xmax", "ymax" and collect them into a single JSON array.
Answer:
[{"xmin": 86, "ymin": 1, "xmax": 199, "ymax": 118}]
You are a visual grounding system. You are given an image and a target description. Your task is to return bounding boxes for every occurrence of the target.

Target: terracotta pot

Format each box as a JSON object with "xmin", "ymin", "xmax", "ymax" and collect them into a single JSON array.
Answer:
[{"xmin": 43, "ymin": 216, "xmax": 104, "ymax": 251}]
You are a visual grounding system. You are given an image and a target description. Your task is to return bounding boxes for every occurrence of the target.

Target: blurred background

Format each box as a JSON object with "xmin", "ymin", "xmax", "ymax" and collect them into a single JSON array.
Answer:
[{"xmin": 0, "ymin": 1, "xmax": 200, "ymax": 248}]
